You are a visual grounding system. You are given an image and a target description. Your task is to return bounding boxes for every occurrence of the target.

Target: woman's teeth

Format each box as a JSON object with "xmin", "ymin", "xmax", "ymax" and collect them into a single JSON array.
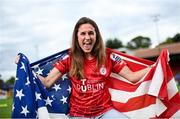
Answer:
[{"xmin": 83, "ymin": 42, "xmax": 91, "ymax": 45}]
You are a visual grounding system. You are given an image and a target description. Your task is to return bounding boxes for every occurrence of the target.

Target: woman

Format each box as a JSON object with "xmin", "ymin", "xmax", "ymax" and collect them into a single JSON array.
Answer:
[{"xmin": 15, "ymin": 17, "xmax": 150, "ymax": 119}]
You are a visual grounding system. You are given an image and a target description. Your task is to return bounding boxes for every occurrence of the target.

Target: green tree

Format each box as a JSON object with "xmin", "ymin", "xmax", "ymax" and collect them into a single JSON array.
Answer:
[
  {"xmin": 159, "ymin": 37, "xmax": 173, "ymax": 45},
  {"xmin": 5, "ymin": 76, "xmax": 15, "ymax": 85},
  {"xmin": 172, "ymin": 33, "xmax": 180, "ymax": 42},
  {"xmin": 106, "ymin": 38, "xmax": 123, "ymax": 49},
  {"xmin": 0, "ymin": 79, "xmax": 4, "ymax": 89},
  {"xmin": 0, "ymin": 74, "xmax": 3, "ymax": 89},
  {"xmin": 126, "ymin": 36, "xmax": 151, "ymax": 50},
  {"xmin": 159, "ymin": 33, "xmax": 180, "ymax": 45}
]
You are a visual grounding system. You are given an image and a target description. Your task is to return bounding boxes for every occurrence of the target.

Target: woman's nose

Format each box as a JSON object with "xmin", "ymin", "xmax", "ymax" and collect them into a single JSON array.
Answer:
[{"xmin": 85, "ymin": 34, "xmax": 90, "ymax": 39}]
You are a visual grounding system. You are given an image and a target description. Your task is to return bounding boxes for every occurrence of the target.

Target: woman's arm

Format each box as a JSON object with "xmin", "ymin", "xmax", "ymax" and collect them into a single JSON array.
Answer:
[
  {"xmin": 37, "ymin": 67, "xmax": 62, "ymax": 88},
  {"xmin": 15, "ymin": 55, "xmax": 62, "ymax": 88},
  {"xmin": 15, "ymin": 55, "xmax": 20, "ymax": 64},
  {"xmin": 118, "ymin": 65, "xmax": 151, "ymax": 83}
]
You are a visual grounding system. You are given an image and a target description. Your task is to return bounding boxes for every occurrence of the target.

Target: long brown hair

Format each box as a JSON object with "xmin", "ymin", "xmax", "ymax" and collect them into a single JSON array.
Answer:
[{"xmin": 69, "ymin": 17, "xmax": 106, "ymax": 79}]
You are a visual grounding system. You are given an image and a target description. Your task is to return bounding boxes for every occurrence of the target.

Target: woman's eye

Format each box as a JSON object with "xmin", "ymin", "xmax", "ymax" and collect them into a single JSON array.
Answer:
[
  {"xmin": 89, "ymin": 31, "xmax": 94, "ymax": 35},
  {"xmin": 81, "ymin": 32, "xmax": 86, "ymax": 35}
]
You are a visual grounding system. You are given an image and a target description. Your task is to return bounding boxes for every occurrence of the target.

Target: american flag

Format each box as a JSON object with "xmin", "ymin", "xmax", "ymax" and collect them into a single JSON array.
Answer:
[
  {"xmin": 12, "ymin": 49, "xmax": 180, "ymax": 118},
  {"xmin": 108, "ymin": 49, "xmax": 180, "ymax": 118},
  {"xmin": 12, "ymin": 50, "xmax": 71, "ymax": 119}
]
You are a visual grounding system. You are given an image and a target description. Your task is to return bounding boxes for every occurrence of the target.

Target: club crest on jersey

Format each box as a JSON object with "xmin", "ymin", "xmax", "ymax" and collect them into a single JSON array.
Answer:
[
  {"xmin": 110, "ymin": 53, "xmax": 121, "ymax": 62},
  {"xmin": 100, "ymin": 66, "xmax": 107, "ymax": 75}
]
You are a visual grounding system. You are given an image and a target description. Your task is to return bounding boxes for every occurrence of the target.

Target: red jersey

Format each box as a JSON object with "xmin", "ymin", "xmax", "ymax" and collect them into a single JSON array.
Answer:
[{"xmin": 54, "ymin": 48, "xmax": 126, "ymax": 117}]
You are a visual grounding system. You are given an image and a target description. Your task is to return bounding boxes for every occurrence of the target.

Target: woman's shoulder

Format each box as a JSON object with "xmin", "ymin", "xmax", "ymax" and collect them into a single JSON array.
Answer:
[
  {"xmin": 106, "ymin": 48, "xmax": 116, "ymax": 59},
  {"xmin": 106, "ymin": 48, "xmax": 112, "ymax": 54},
  {"xmin": 58, "ymin": 48, "xmax": 71, "ymax": 61},
  {"xmin": 106, "ymin": 48, "xmax": 122, "ymax": 62}
]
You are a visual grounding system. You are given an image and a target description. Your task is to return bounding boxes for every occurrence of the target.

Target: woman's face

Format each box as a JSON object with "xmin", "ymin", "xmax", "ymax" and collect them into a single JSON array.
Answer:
[{"xmin": 77, "ymin": 23, "xmax": 96, "ymax": 57}]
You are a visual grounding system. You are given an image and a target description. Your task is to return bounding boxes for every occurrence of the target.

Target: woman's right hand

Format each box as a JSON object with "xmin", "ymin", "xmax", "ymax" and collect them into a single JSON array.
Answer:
[{"xmin": 15, "ymin": 55, "xmax": 20, "ymax": 64}]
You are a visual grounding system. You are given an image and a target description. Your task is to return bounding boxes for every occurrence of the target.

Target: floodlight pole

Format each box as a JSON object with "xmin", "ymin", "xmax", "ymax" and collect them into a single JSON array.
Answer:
[{"xmin": 152, "ymin": 14, "xmax": 161, "ymax": 46}]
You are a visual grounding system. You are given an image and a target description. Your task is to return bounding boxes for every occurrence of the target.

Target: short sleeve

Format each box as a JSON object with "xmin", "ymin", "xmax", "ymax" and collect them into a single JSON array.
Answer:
[
  {"xmin": 110, "ymin": 52, "xmax": 127, "ymax": 73},
  {"xmin": 53, "ymin": 55, "xmax": 70, "ymax": 75}
]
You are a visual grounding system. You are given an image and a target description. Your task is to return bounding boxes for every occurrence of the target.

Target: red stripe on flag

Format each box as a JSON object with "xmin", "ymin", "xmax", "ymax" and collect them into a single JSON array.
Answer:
[
  {"xmin": 159, "ymin": 93, "xmax": 180, "ymax": 118},
  {"xmin": 108, "ymin": 49, "xmax": 180, "ymax": 118},
  {"xmin": 112, "ymin": 95, "xmax": 156, "ymax": 112},
  {"xmin": 108, "ymin": 76, "xmax": 141, "ymax": 92}
]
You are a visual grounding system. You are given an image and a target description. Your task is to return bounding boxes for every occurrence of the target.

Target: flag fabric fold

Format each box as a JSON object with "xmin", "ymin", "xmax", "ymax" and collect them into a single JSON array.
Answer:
[
  {"xmin": 12, "ymin": 49, "xmax": 180, "ymax": 119},
  {"xmin": 12, "ymin": 51, "xmax": 71, "ymax": 119},
  {"xmin": 108, "ymin": 49, "xmax": 180, "ymax": 118}
]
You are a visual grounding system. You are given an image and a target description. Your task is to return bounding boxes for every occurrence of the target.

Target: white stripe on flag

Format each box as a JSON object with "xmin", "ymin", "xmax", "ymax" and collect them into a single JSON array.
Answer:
[
  {"xmin": 49, "ymin": 113, "xmax": 68, "ymax": 119},
  {"xmin": 38, "ymin": 107, "xmax": 50, "ymax": 119},
  {"xmin": 123, "ymin": 98, "xmax": 167, "ymax": 119},
  {"xmin": 148, "ymin": 60, "xmax": 164, "ymax": 96},
  {"xmin": 167, "ymin": 77, "xmax": 179, "ymax": 99},
  {"xmin": 109, "ymin": 81, "xmax": 151, "ymax": 103},
  {"xmin": 38, "ymin": 107, "xmax": 69, "ymax": 119},
  {"xmin": 155, "ymin": 98, "xmax": 167, "ymax": 116}
]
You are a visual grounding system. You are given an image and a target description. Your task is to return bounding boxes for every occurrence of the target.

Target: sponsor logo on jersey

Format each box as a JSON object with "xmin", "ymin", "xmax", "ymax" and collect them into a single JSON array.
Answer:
[
  {"xmin": 76, "ymin": 79, "xmax": 104, "ymax": 92},
  {"xmin": 110, "ymin": 53, "xmax": 121, "ymax": 62}
]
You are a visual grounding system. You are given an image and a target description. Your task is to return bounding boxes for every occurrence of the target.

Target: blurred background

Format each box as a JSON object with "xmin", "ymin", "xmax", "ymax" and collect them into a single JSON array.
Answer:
[{"xmin": 0, "ymin": 0, "xmax": 180, "ymax": 118}]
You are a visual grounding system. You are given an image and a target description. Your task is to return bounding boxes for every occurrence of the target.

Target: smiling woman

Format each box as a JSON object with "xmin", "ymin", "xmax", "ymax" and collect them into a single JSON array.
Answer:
[
  {"xmin": 13, "ymin": 15, "xmax": 180, "ymax": 118},
  {"xmin": 29, "ymin": 17, "xmax": 151, "ymax": 119},
  {"xmin": 77, "ymin": 23, "xmax": 96, "ymax": 55}
]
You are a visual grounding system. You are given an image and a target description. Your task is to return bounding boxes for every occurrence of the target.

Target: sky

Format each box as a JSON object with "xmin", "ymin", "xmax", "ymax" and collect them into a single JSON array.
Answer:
[{"xmin": 0, "ymin": 0, "xmax": 180, "ymax": 80}]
